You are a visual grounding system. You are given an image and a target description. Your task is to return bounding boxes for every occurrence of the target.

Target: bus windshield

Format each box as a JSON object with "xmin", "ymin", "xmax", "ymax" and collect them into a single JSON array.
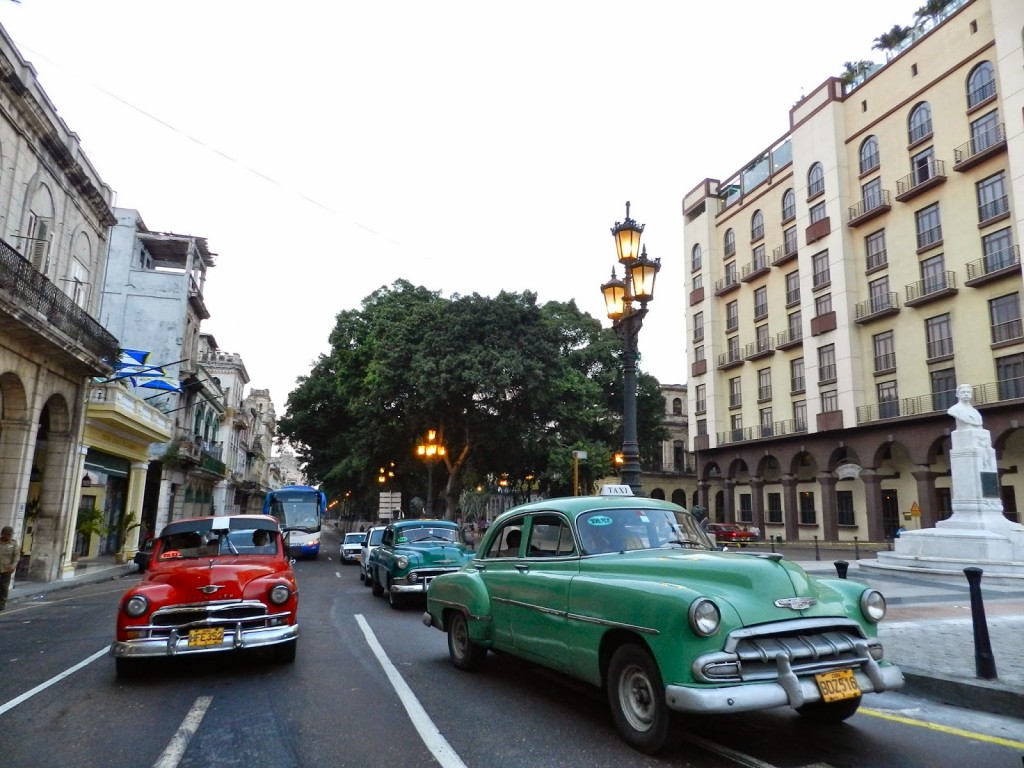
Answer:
[{"xmin": 264, "ymin": 486, "xmax": 324, "ymax": 534}]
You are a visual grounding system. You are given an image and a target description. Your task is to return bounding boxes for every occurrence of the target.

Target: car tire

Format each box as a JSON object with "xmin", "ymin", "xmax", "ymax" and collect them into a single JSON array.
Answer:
[
  {"xmin": 796, "ymin": 694, "xmax": 862, "ymax": 722},
  {"xmin": 371, "ymin": 570, "xmax": 384, "ymax": 596},
  {"xmin": 447, "ymin": 611, "xmax": 486, "ymax": 671},
  {"xmin": 607, "ymin": 644, "xmax": 681, "ymax": 755},
  {"xmin": 272, "ymin": 639, "xmax": 297, "ymax": 664},
  {"xmin": 388, "ymin": 580, "xmax": 404, "ymax": 610}
]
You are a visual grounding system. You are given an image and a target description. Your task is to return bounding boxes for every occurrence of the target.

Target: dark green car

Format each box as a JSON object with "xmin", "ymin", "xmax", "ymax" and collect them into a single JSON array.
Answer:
[
  {"xmin": 423, "ymin": 491, "xmax": 904, "ymax": 755},
  {"xmin": 368, "ymin": 519, "xmax": 473, "ymax": 609}
]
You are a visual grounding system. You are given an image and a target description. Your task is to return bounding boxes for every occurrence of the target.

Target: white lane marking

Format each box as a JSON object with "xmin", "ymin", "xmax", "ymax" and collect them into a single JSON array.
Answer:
[
  {"xmin": 336, "ymin": 571, "xmax": 342, "ymax": 578},
  {"xmin": 355, "ymin": 614, "xmax": 467, "ymax": 768},
  {"xmin": 152, "ymin": 696, "xmax": 213, "ymax": 768},
  {"xmin": 0, "ymin": 646, "xmax": 108, "ymax": 716}
]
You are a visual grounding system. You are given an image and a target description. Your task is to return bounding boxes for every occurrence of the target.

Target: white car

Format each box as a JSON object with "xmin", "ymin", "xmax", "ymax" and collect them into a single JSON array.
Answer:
[
  {"xmin": 360, "ymin": 526, "xmax": 387, "ymax": 584},
  {"xmin": 340, "ymin": 532, "xmax": 365, "ymax": 565}
]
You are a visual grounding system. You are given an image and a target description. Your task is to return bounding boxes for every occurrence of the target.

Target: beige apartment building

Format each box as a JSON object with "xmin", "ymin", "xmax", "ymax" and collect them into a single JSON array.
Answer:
[{"xmin": 682, "ymin": 0, "xmax": 1024, "ymax": 542}]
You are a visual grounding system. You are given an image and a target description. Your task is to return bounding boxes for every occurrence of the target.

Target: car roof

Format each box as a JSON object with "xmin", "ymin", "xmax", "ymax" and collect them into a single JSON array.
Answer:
[
  {"xmin": 392, "ymin": 518, "xmax": 457, "ymax": 528},
  {"xmin": 160, "ymin": 514, "xmax": 280, "ymax": 537},
  {"xmin": 496, "ymin": 495, "xmax": 688, "ymax": 522}
]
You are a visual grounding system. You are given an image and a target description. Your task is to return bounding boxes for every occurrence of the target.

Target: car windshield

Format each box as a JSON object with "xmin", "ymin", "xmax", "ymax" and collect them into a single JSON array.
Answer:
[
  {"xmin": 577, "ymin": 507, "xmax": 712, "ymax": 555},
  {"xmin": 344, "ymin": 533, "xmax": 364, "ymax": 544},
  {"xmin": 155, "ymin": 525, "xmax": 279, "ymax": 560},
  {"xmin": 398, "ymin": 526, "xmax": 458, "ymax": 543},
  {"xmin": 367, "ymin": 529, "xmax": 385, "ymax": 545}
]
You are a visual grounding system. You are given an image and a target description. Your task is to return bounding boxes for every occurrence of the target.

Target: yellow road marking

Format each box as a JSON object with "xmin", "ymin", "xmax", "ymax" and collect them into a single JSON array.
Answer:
[{"xmin": 861, "ymin": 707, "xmax": 1024, "ymax": 750}]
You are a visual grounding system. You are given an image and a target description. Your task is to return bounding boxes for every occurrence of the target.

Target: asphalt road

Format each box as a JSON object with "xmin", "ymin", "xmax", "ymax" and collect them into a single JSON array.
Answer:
[{"xmin": 0, "ymin": 528, "xmax": 1021, "ymax": 767}]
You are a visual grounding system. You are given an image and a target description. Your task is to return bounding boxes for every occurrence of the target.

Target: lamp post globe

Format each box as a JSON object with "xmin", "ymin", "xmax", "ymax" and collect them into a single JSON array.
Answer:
[
  {"xmin": 601, "ymin": 202, "xmax": 660, "ymax": 496},
  {"xmin": 415, "ymin": 429, "xmax": 446, "ymax": 517}
]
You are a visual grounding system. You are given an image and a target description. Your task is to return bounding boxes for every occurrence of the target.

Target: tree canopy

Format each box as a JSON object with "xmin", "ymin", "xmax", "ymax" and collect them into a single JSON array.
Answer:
[{"xmin": 277, "ymin": 280, "xmax": 667, "ymax": 521}]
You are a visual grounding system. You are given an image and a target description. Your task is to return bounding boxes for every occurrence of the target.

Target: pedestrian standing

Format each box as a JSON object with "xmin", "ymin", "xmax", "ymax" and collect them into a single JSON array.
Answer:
[{"xmin": 0, "ymin": 525, "xmax": 19, "ymax": 611}]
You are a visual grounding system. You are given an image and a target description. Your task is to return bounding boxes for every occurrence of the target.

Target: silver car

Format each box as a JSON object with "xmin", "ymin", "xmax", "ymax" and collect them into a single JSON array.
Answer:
[{"xmin": 360, "ymin": 526, "xmax": 387, "ymax": 584}]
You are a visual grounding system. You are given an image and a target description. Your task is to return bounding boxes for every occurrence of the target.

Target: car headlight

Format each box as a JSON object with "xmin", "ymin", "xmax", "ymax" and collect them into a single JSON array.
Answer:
[
  {"xmin": 124, "ymin": 595, "xmax": 149, "ymax": 618},
  {"xmin": 269, "ymin": 584, "xmax": 291, "ymax": 605},
  {"xmin": 860, "ymin": 589, "xmax": 886, "ymax": 623},
  {"xmin": 396, "ymin": 555, "xmax": 409, "ymax": 570},
  {"xmin": 688, "ymin": 598, "xmax": 721, "ymax": 637}
]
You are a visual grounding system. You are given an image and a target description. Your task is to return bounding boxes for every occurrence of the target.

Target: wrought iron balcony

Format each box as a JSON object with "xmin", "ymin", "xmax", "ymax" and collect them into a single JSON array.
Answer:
[{"xmin": 0, "ymin": 237, "xmax": 118, "ymax": 370}]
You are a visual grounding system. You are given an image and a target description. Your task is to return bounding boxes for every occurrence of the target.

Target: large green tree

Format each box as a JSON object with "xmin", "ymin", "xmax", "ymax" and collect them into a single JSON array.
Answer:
[{"xmin": 278, "ymin": 280, "xmax": 667, "ymax": 519}]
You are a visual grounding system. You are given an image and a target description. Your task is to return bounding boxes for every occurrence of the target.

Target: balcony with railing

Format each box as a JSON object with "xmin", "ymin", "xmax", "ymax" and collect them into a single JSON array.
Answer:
[
  {"xmin": 978, "ymin": 195, "xmax": 1010, "ymax": 227},
  {"xmin": 905, "ymin": 271, "xmax": 957, "ymax": 307},
  {"xmin": 776, "ymin": 326, "xmax": 803, "ymax": 350},
  {"xmin": 741, "ymin": 254, "xmax": 770, "ymax": 283},
  {"xmin": 856, "ymin": 292, "xmax": 900, "ymax": 323},
  {"xmin": 745, "ymin": 337, "xmax": 775, "ymax": 360},
  {"xmin": 714, "ymin": 274, "xmax": 741, "ymax": 296},
  {"xmin": 772, "ymin": 239, "xmax": 798, "ymax": 266},
  {"xmin": 953, "ymin": 123, "xmax": 1006, "ymax": 172},
  {"xmin": 965, "ymin": 245, "xmax": 1020, "ymax": 287},
  {"xmin": 717, "ymin": 348, "xmax": 744, "ymax": 370},
  {"xmin": 991, "ymin": 317, "xmax": 1024, "ymax": 346},
  {"xmin": 926, "ymin": 336, "xmax": 953, "ymax": 362},
  {"xmin": 0, "ymin": 237, "xmax": 119, "ymax": 373},
  {"xmin": 895, "ymin": 159, "xmax": 946, "ymax": 202},
  {"xmin": 866, "ymin": 248, "xmax": 888, "ymax": 273},
  {"xmin": 848, "ymin": 189, "xmax": 892, "ymax": 227},
  {"xmin": 717, "ymin": 417, "xmax": 807, "ymax": 446},
  {"xmin": 856, "ymin": 377, "xmax": 1024, "ymax": 425},
  {"xmin": 917, "ymin": 224, "xmax": 943, "ymax": 251}
]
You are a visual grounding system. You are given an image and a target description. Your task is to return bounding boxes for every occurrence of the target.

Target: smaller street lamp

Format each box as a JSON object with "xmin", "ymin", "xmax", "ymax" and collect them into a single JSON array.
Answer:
[
  {"xmin": 600, "ymin": 201, "xmax": 660, "ymax": 496},
  {"xmin": 415, "ymin": 429, "xmax": 446, "ymax": 517}
]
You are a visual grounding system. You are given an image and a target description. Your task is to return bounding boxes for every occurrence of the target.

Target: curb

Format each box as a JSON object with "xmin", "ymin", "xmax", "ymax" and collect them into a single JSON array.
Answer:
[{"xmin": 899, "ymin": 665, "xmax": 1024, "ymax": 720}]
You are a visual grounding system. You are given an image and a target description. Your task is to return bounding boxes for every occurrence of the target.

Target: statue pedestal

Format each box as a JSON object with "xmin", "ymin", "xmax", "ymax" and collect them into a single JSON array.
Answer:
[{"xmin": 862, "ymin": 425, "xmax": 1024, "ymax": 583}]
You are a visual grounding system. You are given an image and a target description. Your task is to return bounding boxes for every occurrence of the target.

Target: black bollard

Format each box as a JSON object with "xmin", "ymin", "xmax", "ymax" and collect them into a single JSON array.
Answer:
[
  {"xmin": 853, "ymin": 535, "xmax": 860, "ymax": 560},
  {"xmin": 769, "ymin": 536, "xmax": 775, "ymax": 554},
  {"xmin": 963, "ymin": 567, "xmax": 998, "ymax": 680},
  {"xmin": 814, "ymin": 535, "xmax": 820, "ymax": 561},
  {"xmin": 834, "ymin": 560, "xmax": 849, "ymax": 579}
]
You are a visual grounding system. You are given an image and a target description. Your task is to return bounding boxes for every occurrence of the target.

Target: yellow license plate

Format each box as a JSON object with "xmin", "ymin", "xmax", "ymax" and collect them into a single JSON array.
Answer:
[
  {"xmin": 815, "ymin": 668, "xmax": 862, "ymax": 702},
  {"xmin": 188, "ymin": 627, "xmax": 224, "ymax": 647}
]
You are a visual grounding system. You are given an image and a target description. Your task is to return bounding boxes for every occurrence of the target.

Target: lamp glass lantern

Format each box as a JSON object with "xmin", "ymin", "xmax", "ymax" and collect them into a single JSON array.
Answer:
[{"xmin": 629, "ymin": 245, "xmax": 660, "ymax": 303}]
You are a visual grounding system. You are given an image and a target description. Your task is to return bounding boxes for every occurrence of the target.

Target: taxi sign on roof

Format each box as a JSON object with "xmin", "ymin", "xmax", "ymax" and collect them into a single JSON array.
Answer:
[{"xmin": 599, "ymin": 484, "xmax": 634, "ymax": 496}]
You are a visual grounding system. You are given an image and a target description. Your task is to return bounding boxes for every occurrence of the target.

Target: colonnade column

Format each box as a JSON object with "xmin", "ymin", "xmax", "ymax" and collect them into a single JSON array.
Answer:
[
  {"xmin": 723, "ymin": 478, "xmax": 736, "ymax": 523},
  {"xmin": 860, "ymin": 469, "xmax": 885, "ymax": 542},
  {"xmin": 750, "ymin": 476, "xmax": 765, "ymax": 532},
  {"xmin": 60, "ymin": 444, "xmax": 90, "ymax": 580},
  {"xmin": 911, "ymin": 467, "xmax": 939, "ymax": 529},
  {"xmin": 817, "ymin": 472, "xmax": 838, "ymax": 541},
  {"xmin": 781, "ymin": 474, "xmax": 798, "ymax": 541}
]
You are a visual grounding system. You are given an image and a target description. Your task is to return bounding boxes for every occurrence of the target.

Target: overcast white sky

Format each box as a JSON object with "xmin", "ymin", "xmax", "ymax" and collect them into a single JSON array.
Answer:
[{"xmin": 3, "ymin": 0, "xmax": 926, "ymax": 415}]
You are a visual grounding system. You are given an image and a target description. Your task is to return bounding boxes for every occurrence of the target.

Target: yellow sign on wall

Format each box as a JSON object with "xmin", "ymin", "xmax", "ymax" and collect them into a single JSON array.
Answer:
[{"xmin": 910, "ymin": 501, "xmax": 920, "ymax": 517}]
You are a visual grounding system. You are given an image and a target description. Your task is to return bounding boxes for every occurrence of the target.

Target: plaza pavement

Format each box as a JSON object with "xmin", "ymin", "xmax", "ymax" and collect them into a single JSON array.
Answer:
[{"xmin": 7, "ymin": 544, "xmax": 1023, "ymax": 720}]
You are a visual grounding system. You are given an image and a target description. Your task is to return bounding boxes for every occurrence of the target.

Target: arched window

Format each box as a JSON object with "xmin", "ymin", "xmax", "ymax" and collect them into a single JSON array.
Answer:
[
  {"xmin": 967, "ymin": 61, "xmax": 995, "ymax": 108},
  {"xmin": 723, "ymin": 229, "xmax": 735, "ymax": 258},
  {"xmin": 751, "ymin": 210, "xmax": 764, "ymax": 240},
  {"xmin": 782, "ymin": 189, "xmax": 796, "ymax": 221},
  {"xmin": 807, "ymin": 163, "xmax": 824, "ymax": 197},
  {"xmin": 691, "ymin": 243, "xmax": 702, "ymax": 272},
  {"xmin": 859, "ymin": 136, "xmax": 880, "ymax": 174},
  {"xmin": 908, "ymin": 102, "xmax": 932, "ymax": 144},
  {"xmin": 672, "ymin": 397, "xmax": 683, "ymax": 415}
]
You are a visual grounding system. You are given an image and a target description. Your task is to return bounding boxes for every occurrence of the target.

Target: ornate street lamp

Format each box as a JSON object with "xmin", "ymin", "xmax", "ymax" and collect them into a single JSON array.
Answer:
[
  {"xmin": 415, "ymin": 429, "xmax": 446, "ymax": 517},
  {"xmin": 601, "ymin": 201, "xmax": 660, "ymax": 495}
]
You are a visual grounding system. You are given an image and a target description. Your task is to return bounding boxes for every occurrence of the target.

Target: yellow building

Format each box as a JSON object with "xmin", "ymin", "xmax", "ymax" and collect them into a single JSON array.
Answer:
[{"xmin": 682, "ymin": 0, "xmax": 1024, "ymax": 542}]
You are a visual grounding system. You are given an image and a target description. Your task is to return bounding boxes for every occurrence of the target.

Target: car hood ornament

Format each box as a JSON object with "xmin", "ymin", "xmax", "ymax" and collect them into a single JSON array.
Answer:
[
  {"xmin": 774, "ymin": 596, "xmax": 817, "ymax": 610},
  {"xmin": 198, "ymin": 584, "xmax": 225, "ymax": 595}
]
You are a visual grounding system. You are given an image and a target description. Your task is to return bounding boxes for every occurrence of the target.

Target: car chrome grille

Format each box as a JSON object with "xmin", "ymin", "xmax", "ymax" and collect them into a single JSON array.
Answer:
[
  {"xmin": 138, "ymin": 599, "xmax": 289, "ymax": 637},
  {"xmin": 408, "ymin": 567, "xmax": 460, "ymax": 584},
  {"xmin": 693, "ymin": 618, "xmax": 882, "ymax": 683}
]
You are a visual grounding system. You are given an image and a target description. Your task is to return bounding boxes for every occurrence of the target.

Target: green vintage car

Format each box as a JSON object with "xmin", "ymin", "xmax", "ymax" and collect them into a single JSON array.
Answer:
[
  {"xmin": 368, "ymin": 518, "xmax": 474, "ymax": 609},
  {"xmin": 423, "ymin": 490, "xmax": 904, "ymax": 754}
]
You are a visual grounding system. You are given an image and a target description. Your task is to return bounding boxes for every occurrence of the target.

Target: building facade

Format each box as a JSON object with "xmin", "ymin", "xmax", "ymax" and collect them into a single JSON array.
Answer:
[
  {"xmin": 682, "ymin": 0, "xmax": 1024, "ymax": 542},
  {"xmin": 0, "ymin": 27, "xmax": 121, "ymax": 582},
  {"xmin": 643, "ymin": 383, "xmax": 696, "ymax": 506}
]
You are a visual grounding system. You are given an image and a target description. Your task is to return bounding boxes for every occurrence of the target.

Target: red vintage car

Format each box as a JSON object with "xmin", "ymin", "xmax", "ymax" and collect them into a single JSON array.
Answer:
[
  {"xmin": 110, "ymin": 514, "xmax": 299, "ymax": 676},
  {"xmin": 706, "ymin": 522, "xmax": 758, "ymax": 546}
]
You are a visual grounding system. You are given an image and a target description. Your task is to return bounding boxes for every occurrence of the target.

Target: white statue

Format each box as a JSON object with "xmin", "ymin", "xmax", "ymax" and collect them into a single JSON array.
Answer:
[{"xmin": 947, "ymin": 384, "xmax": 983, "ymax": 430}]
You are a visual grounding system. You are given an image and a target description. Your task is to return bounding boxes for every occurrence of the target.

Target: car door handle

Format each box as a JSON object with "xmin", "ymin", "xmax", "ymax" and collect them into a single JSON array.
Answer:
[{"xmin": 515, "ymin": 564, "xmax": 530, "ymax": 573}]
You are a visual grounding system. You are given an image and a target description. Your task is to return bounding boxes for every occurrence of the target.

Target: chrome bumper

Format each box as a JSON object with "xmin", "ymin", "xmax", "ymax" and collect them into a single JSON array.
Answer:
[
  {"xmin": 110, "ymin": 624, "xmax": 299, "ymax": 659},
  {"xmin": 666, "ymin": 662, "xmax": 904, "ymax": 714}
]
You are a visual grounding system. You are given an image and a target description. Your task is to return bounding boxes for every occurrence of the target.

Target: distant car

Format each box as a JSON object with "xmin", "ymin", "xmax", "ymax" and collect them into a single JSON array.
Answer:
[
  {"xmin": 109, "ymin": 514, "xmax": 299, "ymax": 677},
  {"xmin": 340, "ymin": 532, "xmax": 364, "ymax": 564},
  {"xmin": 424, "ymin": 491, "xmax": 902, "ymax": 754},
  {"xmin": 360, "ymin": 526, "xmax": 386, "ymax": 585},
  {"xmin": 706, "ymin": 522, "xmax": 758, "ymax": 546},
  {"xmin": 367, "ymin": 519, "xmax": 474, "ymax": 609}
]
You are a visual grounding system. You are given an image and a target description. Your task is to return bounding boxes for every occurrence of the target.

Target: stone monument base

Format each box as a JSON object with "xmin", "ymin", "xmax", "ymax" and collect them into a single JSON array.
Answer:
[{"xmin": 861, "ymin": 526, "xmax": 1024, "ymax": 584}]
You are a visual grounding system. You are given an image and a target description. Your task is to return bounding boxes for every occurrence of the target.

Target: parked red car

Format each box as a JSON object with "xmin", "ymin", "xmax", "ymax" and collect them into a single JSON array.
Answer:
[
  {"xmin": 110, "ymin": 514, "xmax": 299, "ymax": 676},
  {"xmin": 706, "ymin": 522, "xmax": 758, "ymax": 546}
]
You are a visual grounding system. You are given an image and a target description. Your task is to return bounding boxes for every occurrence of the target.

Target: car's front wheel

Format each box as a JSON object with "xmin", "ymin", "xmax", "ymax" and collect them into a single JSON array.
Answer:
[
  {"xmin": 447, "ymin": 611, "xmax": 486, "ymax": 671},
  {"xmin": 607, "ymin": 644, "xmax": 680, "ymax": 755},
  {"xmin": 796, "ymin": 694, "xmax": 862, "ymax": 722},
  {"xmin": 387, "ymin": 579, "xmax": 404, "ymax": 610}
]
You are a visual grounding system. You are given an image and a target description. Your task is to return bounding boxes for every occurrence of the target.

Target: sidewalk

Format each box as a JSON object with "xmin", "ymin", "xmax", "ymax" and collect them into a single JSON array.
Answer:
[{"xmin": 6, "ymin": 549, "xmax": 1023, "ymax": 720}]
